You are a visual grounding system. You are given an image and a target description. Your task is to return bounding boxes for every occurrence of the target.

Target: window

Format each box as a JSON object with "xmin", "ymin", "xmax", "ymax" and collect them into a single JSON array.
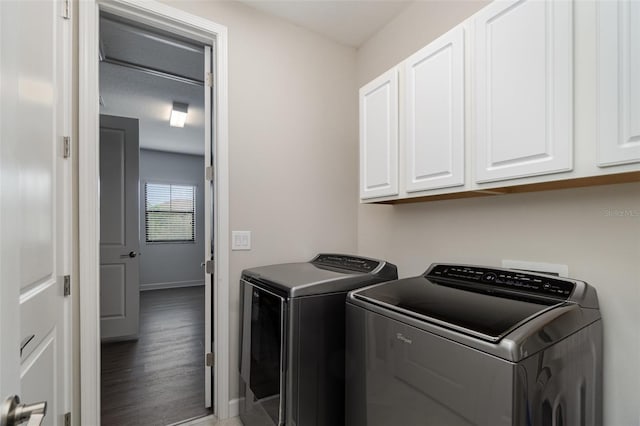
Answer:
[{"xmin": 145, "ymin": 183, "xmax": 196, "ymax": 243}]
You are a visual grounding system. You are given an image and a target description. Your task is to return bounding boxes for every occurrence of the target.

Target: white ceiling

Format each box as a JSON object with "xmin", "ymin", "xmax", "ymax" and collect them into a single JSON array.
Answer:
[
  {"xmin": 100, "ymin": 62, "xmax": 205, "ymax": 156},
  {"xmin": 99, "ymin": 16, "xmax": 206, "ymax": 156},
  {"xmin": 237, "ymin": 0, "xmax": 412, "ymax": 47}
]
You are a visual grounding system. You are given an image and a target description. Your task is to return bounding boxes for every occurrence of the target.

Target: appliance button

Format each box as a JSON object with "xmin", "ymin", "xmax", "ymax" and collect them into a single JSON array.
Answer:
[{"xmin": 482, "ymin": 272, "xmax": 498, "ymax": 283}]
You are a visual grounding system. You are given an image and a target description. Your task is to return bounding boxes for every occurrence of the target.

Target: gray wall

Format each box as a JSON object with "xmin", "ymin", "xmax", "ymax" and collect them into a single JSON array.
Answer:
[
  {"xmin": 139, "ymin": 149, "xmax": 205, "ymax": 290},
  {"xmin": 163, "ymin": 0, "xmax": 359, "ymax": 401}
]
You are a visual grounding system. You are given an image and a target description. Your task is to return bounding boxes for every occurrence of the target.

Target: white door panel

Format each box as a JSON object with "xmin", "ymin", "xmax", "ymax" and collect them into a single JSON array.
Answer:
[
  {"xmin": 597, "ymin": 0, "xmax": 640, "ymax": 166},
  {"xmin": 1, "ymin": 0, "xmax": 71, "ymax": 424},
  {"xmin": 99, "ymin": 129, "xmax": 127, "ymax": 245},
  {"xmin": 21, "ymin": 334, "xmax": 57, "ymax": 426},
  {"xmin": 359, "ymin": 67, "xmax": 399, "ymax": 199},
  {"xmin": 99, "ymin": 115, "xmax": 140, "ymax": 340},
  {"xmin": 100, "ymin": 265, "xmax": 127, "ymax": 318},
  {"xmin": 405, "ymin": 25, "xmax": 464, "ymax": 192},
  {"xmin": 20, "ymin": 282, "xmax": 59, "ymax": 361},
  {"xmin": 474, "ymin": 0, "xmax": 573, "ymax": 183}
]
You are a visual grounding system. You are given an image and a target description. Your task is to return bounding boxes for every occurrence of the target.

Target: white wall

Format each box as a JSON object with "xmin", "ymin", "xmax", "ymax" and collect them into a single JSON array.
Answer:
[
  {"xmin": 356, "ymin": 2, "xmax": 640, "ymax": 425},
  {"xmin": 161, "ymin": 0, "xmax": 359, "ymax": 400},
  {"xmin": 138, "ymin": 149, "xmax": 205, "ymax": 290}
]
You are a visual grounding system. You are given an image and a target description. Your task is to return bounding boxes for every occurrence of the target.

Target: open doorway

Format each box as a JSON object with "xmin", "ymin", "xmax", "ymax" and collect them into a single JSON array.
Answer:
[
  {"xmin": 97, "ymin": 13, "xmax": 211, "ymax": 425},
  {"xmin": 79, "ymin": 2, "xmax": 230, "ymax": 423}
]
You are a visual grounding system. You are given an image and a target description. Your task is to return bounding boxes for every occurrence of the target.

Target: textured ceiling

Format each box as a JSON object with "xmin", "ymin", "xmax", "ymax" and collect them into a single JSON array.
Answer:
[{"xmin": 99, "ymin": 15, "xmax": 206, "ymax": 156}]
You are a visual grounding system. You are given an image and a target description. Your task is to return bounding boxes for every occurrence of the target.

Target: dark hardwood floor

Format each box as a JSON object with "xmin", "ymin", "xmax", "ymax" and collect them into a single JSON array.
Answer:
[{"xmin": 101, "ymin": 286, "xmax": 212, "ymax": 426}]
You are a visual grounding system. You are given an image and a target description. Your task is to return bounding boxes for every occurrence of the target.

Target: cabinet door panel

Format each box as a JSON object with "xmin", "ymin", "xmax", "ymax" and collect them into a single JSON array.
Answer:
[
  {"xmin": 597, "ymin": 0, "xmax": 640, "ymax": 166},
  {"xmin": 360, "ymin": 68, "xmax": 399, "ymax": 199},
  {"xmin": 474, "ymin": 0, "xmax": 573, "ymax": 183},
  {"xmin": 405, "ymin": 26, "xmax": 465, "ymax": 192}
]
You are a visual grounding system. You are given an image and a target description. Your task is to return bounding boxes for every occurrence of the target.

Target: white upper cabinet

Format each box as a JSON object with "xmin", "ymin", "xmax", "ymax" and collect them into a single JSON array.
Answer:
[
  {"xmin": 474, "ymin": 0, "xmax": 573, "ymax": 183},
  {"xmin": 360, "ymin": 67, "xmax": 399, "ymax": 199},
  {"xmin": 405, "ymin": 26, "xmax": 465, "ymax": 192},
  {"xmin": 597, "ymin": 1, "xmax": 640, "ymax": 167}
]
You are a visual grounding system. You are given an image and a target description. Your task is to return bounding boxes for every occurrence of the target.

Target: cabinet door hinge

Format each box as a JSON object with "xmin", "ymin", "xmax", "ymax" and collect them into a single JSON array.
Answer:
[
  {"xmin": 64, "ymin": 412, "xmax": 71, "ymax": 426},
  {"xmin": 205, "ymin": 352, "xmax": 214, "ymax": 367},
  {"xmin": 205, "ymin": 72, "xmax": 213, "ymax": 88},
  {"xmin": 205, "ymin": 166, "xmax": 214, "ymax": 181},
  {"xmin": 63, "ymin": 0, "xmax": 71, "ymax": 20},
  {"xmin": 63, "ymin": 275, "xmax": 71, "ymax": 297},
  {"xmin": 63, "ymin": 136, "xmax": 71, "ymax": 159}
]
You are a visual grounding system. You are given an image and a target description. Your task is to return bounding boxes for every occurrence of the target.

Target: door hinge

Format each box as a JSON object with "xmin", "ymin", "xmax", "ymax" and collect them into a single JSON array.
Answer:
[
  {"xmin": 63, "ymin": 136, "xmax": 71, "ymax": 159},
  {"xmin": 205, "ymin": 166, "xmax": 214, "ymax": 181},
  {"xmin": 205, "ymin": 260, "xmax": 214, "ymax": 275},
  {"xmin": 205, "ymin": 72, "xmax": 213, "ymax": 88},
  {"xmin": 64, "ymin": 412, "xmax": 71, "ymax": 426},
  {"xmin": 63, "ymin": 275, "xmax": 71, "ymax": 297},
  {"xmin": 63, "ymin": 0, "xmax": 71, "ymax": 20},
  {"xmin": 205, "ymin": 352, "xmax": 214, "ymax": 367}
]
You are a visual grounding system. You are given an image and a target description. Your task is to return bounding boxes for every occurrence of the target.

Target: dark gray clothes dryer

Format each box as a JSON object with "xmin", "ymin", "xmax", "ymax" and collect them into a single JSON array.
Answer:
[
  {"xmin": 238, "ymin": 254, "xmax": 397, "ymax": 426},
  {"xmin": 346, "ymin": 263, "xmax": 602, "ymax": 426}
]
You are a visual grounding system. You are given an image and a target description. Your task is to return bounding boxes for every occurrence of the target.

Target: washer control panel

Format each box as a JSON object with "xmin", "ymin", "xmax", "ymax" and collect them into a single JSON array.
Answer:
[
  {"xmin": 313, "ymin": 254, "xmax": 380, "ymax": 273},
  {"xmin": 427, "ymin": 264, "xmax": 575, "ymax": 299}
]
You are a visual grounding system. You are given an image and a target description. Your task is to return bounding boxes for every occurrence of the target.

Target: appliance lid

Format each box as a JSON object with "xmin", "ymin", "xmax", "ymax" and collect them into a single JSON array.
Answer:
[
  {"xmin": 352, "ymin": 275, "xmax": 565, "ymax": 342},
  {"xmin": 241, "ymin": 254, "xmax": 397, "ymax": 298}
]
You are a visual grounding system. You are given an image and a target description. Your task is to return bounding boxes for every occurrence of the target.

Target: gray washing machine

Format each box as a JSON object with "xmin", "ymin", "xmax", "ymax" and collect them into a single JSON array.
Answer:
[
  {"xmin": 239, "ymin": 254, "xmax": 397, "ymax": 426},
  {"xmin": 346, "ymin": 263, "xmax": 602, "ymax": 426}
]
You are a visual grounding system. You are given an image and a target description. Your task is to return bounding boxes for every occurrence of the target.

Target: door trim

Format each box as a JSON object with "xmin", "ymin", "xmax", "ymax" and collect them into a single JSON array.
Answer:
[{"xmin": 78, "ymin": 1, "xmax": 230, "ymax": 424}]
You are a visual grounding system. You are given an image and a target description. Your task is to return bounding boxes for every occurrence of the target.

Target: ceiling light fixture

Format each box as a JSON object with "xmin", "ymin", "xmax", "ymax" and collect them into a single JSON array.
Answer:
[{"xmin": 170, "ymin": 101, "xmax": 188, "ymax": 128}]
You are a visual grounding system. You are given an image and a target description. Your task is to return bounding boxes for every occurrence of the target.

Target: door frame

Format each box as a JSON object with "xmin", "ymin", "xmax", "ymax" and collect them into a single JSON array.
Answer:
[{"xmin": 78, "ymin": 1, "xmax": 230, "ymax": 424}]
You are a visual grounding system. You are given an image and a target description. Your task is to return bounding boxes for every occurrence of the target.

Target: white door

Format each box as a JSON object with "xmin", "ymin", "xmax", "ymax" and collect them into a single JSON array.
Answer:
[
  {"xmin": 597, "ymin": 0, "xmax": 640, "ymax": 167},
  {"xmin": 0, "ymin": 0, "xmax": 71, "ymax": 425},
  {"xmin": 405, "ymin": 25, "xmax": 465, "ymax": 192},
  {"xmin": 474, "ymin": 0, "xmax": 573, "ymax": 183},
  {"xmin": 359, "ymin": 67, "xmax": 399, "ymax": 200},
  {"xmin": 99, "ymin": 115, "xmax": 140, "ymax": 340}
]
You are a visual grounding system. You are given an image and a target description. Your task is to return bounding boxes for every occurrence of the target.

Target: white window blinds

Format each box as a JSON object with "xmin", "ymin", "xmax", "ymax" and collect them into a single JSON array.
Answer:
[{"xmin": 145, "ymin": 183, "xmax": 196, "ymax": 242}]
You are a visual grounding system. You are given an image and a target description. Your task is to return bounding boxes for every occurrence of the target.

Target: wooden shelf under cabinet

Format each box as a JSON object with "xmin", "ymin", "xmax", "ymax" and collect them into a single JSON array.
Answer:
[{"xmin": 376, "ymin": 171, "xmax": 640, "ymax": 205}]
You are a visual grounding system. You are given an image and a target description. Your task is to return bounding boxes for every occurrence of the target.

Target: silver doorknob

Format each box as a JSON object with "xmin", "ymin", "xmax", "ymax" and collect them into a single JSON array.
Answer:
[{"xmin": 1, "ymin": 395, "xmax": 47, "ymax": 426}]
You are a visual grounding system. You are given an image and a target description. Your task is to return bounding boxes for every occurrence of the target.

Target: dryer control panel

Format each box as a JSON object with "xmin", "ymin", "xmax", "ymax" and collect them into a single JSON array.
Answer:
[{"xmin": 427, "ymin": 264, "xmax": 575, "ymax": 299}]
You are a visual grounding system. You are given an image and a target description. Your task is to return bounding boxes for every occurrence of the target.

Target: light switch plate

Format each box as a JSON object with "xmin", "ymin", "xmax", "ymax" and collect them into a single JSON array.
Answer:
[
  {"xmin": 232, "ymin": 231, "xmax": 251, "ymax": 251},
  {"xmin": 502, "ymin": 259, "xmax": 568, "ymax": 277}
]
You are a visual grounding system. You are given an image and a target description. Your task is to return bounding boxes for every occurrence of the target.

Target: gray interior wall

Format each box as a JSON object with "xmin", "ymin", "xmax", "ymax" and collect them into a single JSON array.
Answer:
[
  {"xmin": 161, "ymin": 0, "xmax": 359, "ymax": 402},
  {"xmin": 139, "ymin": 149, "xmax": 205, "ymax": 290}
]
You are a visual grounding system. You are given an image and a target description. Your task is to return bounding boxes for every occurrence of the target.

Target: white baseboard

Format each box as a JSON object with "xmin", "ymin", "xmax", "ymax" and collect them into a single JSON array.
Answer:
[
  {"xmin": 229, "ymin": 398, "xmax": 242, "ymax": 418},
  {"xmin": 139, "ymin": 279, "xmax": 204, "ymax": 291}
]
